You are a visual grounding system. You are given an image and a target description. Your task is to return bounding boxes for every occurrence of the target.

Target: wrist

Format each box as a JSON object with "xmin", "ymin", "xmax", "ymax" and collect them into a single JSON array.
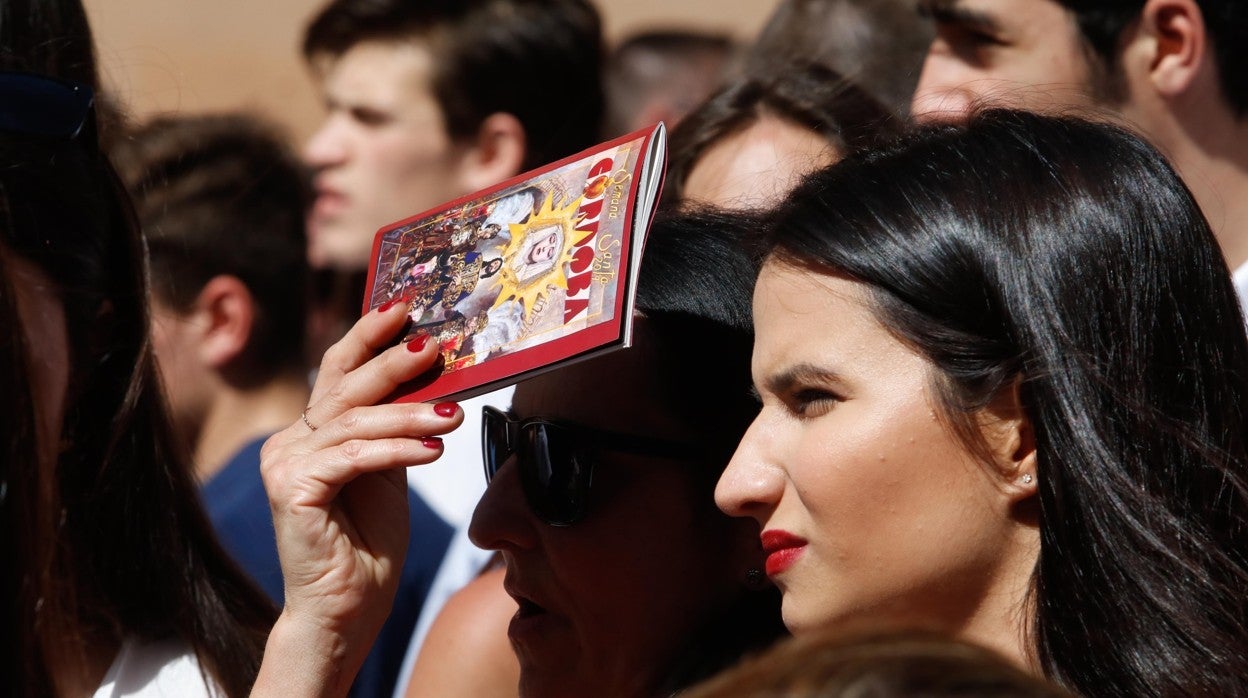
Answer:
[{"xmin": 251, "ymin": 609, "xmax": 357, "ymax": 698}]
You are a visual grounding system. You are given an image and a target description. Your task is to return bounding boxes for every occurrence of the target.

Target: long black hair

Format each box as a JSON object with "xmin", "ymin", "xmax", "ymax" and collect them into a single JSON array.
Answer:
[
  {"xmin": 761, "ymin": 109, "xmax": 1248, "ymax": 695},
  {"xmin": 0, "ymin": 132, "xmax": 275, "ymax": 696}
]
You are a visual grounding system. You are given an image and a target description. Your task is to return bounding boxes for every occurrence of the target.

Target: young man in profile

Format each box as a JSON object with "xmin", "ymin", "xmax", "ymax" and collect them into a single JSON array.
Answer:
[
  {"xmin": 301, "ymin": 0, "xmax": 604, "ymax": 273},
  {"xmin": 910, "ymin": 0, "xmax": 1248, "ymax": 306},
  {"xmin": 113, "ymin": 114, "xmax": 454, "ymax": 698}
]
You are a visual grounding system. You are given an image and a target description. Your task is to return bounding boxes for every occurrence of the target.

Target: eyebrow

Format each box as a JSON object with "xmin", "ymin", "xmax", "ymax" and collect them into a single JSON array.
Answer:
[
  {"xmin": 760, "ymin": 362, "xmax": 845, "ymax": 398},
  {"xmin": 918, "ymin": 0, "xmax": 1002, "ymax": 33}
]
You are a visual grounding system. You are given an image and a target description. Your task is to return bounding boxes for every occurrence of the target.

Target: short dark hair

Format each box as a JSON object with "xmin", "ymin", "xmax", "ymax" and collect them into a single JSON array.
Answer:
[
  {"xmin": 664, "ymin": 61, "xmax": 899, "ymax": 207},
  {"xmin": 602, "ymin": 29, "xmax": 737, "ymax": 138},
  {"xmin": 763, "ymin": 109, "xmax": 1248, "ymax": 695},
  {"xmin": 303, "ymin": 0, "xmax": 604, "ymax": 169},
  {"xmin": 1057, "ymin": 0, "xmax": 1248, "ymax": 115},
  {"xmin": 747, "ymin": 0, "xmax": 934, "ymax": 118},
  {"xmin": 113, "ymin": 113, "xmax": 311, "ymax": 379}
]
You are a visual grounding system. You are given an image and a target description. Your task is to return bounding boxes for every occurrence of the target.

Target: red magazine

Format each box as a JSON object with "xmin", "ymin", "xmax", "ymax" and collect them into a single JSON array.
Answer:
[{"xmin": 362, "ymin": 123, "xmax": 667, "ymax": 402}]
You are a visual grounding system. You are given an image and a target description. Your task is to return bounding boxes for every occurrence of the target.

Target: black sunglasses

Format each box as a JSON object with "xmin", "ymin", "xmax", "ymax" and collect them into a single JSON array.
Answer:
[
  {"xmin": 482, "ymin": 405, "xmax": 710, "ymax": 526},
  {"xmin": 0, "ymin": 71, "xmax": 95, "ymax": 141}
]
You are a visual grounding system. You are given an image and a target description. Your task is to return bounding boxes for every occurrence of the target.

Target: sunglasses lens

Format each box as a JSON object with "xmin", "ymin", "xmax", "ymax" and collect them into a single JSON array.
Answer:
[
  {"xmin": 519, "ymin": 423, "xmax": 591, "ymax": 526},
  {"xmin": 0, "ymin": 74, "xmax": 93, "ymax": 139},
  {"xmin": 482, "ymin": 408, "xmax": 511, "ymax": 482}
]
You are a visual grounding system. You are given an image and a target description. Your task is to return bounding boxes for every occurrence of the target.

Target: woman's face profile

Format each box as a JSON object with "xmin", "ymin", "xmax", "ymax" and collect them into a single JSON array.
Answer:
[
  {"xmin": 469, "ymin": 324, "xmax": 760, "ymax": 697},
  {"xmin": 716, "ymin": 263, "xmax": 1033, "ymax": 640}
]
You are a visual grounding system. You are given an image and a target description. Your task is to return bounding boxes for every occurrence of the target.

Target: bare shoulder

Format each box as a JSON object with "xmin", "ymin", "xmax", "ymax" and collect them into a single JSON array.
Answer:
[{"xmin": 404, "ymin": 566, "xmax": 519, "ymax": 698}]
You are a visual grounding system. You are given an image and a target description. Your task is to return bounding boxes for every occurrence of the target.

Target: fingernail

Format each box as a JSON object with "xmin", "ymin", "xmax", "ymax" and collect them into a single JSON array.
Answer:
[
  {"xmin": 407, "ymin": 334, "xmax": 430, "ymax": 352},
  {"xmin": 433, "ymin": 402, "xmax": 459, "ymax": 418},
  {"xmin": 421, "ymin": 437, "xmax": 444, "ymax": 449},
  {"xmin": 379, "ymin": 298, "xmax": 402, "ymax": 313}
]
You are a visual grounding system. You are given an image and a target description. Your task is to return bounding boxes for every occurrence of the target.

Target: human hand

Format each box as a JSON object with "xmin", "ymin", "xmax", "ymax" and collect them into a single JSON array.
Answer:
[{"xmin": 253, "ymin": 302, "xmax": 462, "ymax": 697}]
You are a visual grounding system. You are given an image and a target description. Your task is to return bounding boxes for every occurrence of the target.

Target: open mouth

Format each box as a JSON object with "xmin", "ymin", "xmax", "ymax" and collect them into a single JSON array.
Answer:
[{"xmin": 515, "ymin": 596, "xmax": 547, "ymax": 619}]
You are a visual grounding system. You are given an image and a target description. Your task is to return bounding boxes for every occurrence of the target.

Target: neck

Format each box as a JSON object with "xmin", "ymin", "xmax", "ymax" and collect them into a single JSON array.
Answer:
[
  {"xmin": 953, "ymin": 524, "xmax": 1041, "ymax": 674},
  {"xmin": 194, "ymin": 369, "xmax": 310, "ymax": 482},
  {"xmin": 1128, "ymin": 85, "xmax": 1248, "ymax": 270},
  {"xmin": 1165, "ymin": 124, "xmax": 1248, "ymax": 270}
]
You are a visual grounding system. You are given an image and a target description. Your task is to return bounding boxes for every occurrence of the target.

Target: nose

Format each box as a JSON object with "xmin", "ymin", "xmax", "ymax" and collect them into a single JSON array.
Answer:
[
  {"xmin": 303, "ymin": 115, "xmax": 349, "ymax": 171},
  {"xmin": 468, "ymin": 456, "xmax": 539, "ymax": 553},
  {"xmin": 714, "ymin": 416, "xmax": 786, "ymax": 525},
  {"xmin": 910, "ymin": 50, "xmax": 977, "ymax": 122}
]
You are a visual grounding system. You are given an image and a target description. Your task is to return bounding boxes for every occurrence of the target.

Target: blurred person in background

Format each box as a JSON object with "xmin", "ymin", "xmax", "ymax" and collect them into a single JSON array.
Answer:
[
  {"xmin": 910, "ymin": 0, "xmax": 1248, "ymax": 311},
  {"xmin": 685, "ymin": 629, "xmax": 1071, "ymax": 698},
  {"xmin": 747, "ymin": 0, "xmax": 934, "ymax": 119},
  {"xmin": 665, "ymin": 61, "xmax": 898, "ymax": 210},
  {"xmin": 602, "ymin": 29, "xmax": 738, "ymax": 139},
  {"xmin": 113, "ymin": 113, "xmax": 454, "ymax": 698}
]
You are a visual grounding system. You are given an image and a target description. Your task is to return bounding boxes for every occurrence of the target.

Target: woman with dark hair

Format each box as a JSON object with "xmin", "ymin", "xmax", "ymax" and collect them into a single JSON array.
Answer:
[
  {"xmin": 0, "ymin": 80, "xmax": 274, "ymax": 695},
  {"xmin": 716, "ymin": 109, "xmax": 1248, "ymax": 695},
  {"xmin": 664, "ymin": 60, "xmax": 897, "ymax": 209}
]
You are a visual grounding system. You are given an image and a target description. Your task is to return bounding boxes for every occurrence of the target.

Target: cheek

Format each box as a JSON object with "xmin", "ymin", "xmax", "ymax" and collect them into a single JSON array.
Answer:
[{"xmin": 795, "ymin": 398, "xmax": 991, "ymax": 550}]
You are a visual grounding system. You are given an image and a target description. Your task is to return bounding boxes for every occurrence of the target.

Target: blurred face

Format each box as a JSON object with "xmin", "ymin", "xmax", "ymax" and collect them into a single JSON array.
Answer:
[
  {"xmin": 304, "ymin": 40, "xmax": 468, "ymax": 271},
  {"xmin": 911, "ymin": 0, "xmax": 1098, "ymax": 120},
  {"xmin": 469, "ymin": 326, "xmax": 759, "ymax": 697},
  {"xmin": 10, "ymin": 254, "xmax": 69, "ymax": 467},
  {"xmin": 683, "ymin": 114, "xmax": 838, "ymax": 209},
  {"xmin": 716, "ymin": 263, "xmax": 1028, "ymax": 637}
]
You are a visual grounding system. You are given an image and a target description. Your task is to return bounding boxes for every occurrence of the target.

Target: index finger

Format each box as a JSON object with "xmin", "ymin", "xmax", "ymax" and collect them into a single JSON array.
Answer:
[{"xmin": 311, "ymin": 300, "xmax": 409, "ymax": 405}]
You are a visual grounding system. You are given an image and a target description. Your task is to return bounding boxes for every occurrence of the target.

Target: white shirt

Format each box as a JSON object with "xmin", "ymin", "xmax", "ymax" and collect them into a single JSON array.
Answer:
[
  {"xmin": 1233, "ymin": 261, "xmax": 1248, "ymax": 327},
  {"xmin": 93, "ymin": 638, "xmax": 217, "ymax": 698}
]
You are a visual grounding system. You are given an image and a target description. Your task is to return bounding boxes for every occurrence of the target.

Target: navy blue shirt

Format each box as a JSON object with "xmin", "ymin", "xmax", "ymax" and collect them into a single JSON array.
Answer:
[{"xmin": 202, "ymin": 435, "xmax": 453, "ymax": 698}]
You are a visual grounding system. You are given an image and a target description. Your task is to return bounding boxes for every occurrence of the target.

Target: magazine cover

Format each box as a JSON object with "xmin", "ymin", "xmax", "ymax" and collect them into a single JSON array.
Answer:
[{"xmin": 362, "ymin": 123, "xmax": 666, "ymax": 402}]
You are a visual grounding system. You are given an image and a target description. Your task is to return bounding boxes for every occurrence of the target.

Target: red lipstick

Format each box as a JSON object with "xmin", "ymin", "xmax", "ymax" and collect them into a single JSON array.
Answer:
[{"xmin": 761, "ymin": 529, "xmax": 806, "ymax": 577}]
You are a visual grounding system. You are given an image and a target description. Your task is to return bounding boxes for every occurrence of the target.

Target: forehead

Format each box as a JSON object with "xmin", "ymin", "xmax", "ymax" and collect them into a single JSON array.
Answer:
[
  {"xmin": 318, "ymin": 39, "xmax": 438, "ymax": 108},
  {"xmin": 684, "ymin": 114, "xmax": 839, "ymax": 210},
  {"xmin": 751, "ymin": 262, "xmax": 923, "ymax": 378}
]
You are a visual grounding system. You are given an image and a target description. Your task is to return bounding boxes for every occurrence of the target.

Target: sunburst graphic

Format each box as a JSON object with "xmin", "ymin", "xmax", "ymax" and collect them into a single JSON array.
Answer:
[{"xmin": 491, "ymin": 192, "xmax": 584, "ymax": 318}]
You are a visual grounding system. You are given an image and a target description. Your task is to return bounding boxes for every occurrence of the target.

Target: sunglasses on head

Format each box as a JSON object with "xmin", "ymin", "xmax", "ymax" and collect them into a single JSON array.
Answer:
[
  {"xmin": 482, "ymin": 405, "xmax": 711, "ymax": 526},
  {"xmin": 0, "ymin": 71, "xmax": 95, "ymax": 141}
]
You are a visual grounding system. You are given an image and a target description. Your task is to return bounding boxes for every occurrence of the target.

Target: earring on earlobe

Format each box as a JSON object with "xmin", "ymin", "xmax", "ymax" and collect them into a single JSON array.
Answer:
[
  {"xmin": 744, "ymin": 568, "xmax": 768, "ymax": 591},
  {"xmin": 1021, "ymin": 473, "xmax": 1035, "ymax": 485}
]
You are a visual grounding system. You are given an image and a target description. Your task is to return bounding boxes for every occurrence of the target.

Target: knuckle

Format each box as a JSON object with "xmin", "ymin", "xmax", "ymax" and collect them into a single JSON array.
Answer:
[
  {"xmin": 339, "ymin": 439, "xmax": 367, "ymax": 461},
  {"xmin": 338, "ymin": 407, "xmax": 363, "ymax": 431}
]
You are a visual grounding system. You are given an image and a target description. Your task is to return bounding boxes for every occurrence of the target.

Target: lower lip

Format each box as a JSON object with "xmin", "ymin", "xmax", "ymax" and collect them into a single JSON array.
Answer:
[
  {"xmin": 312, "ymin": 191, "xmax": 347, "ymax": 219},
  {"xmin": 765, "ymin": 546, "xmax": 805, "ymax": 576},
  {"xmin": 508, "ymin": 607, "xmax": 561, "ymax": 645}
]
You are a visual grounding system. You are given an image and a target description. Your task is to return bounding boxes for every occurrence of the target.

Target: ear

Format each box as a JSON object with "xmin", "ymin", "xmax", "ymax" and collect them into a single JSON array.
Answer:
[
  {"xmin": 192, "ymin": 275, "xmax": 255, "ymax": 371},
  {"xmin": 1135, "ymin": 0, "xmax": 1207, "ymax": 98},
  {"xmin": 457, "ymin": 112, "xmax": 527, "ymax": 192},
  {"xmin": 979, "ymin": 380, "xmax": 1038, "ymax": 503}
]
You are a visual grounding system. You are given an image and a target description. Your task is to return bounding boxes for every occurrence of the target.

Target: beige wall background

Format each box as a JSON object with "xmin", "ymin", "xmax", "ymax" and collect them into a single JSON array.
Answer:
[{"xmin": 84, "ymin": 0, "xmax": 778, "ymax": 144}]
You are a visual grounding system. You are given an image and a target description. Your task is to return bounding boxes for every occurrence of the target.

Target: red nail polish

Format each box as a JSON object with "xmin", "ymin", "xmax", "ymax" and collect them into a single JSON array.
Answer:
[
  {"xmin": 378, "ymin": 298, "xmax": 401, "ymax": 313},
  {"xmin": 421, "ymin": 437, "xmax": 443, "ymax": 449},
  {"xmin": 433, "ymin": 402, "xmax": 459, "ymax": 417},
  {"xmin": 407, "ymin": 334, "xmax": 430, "ymax": 352}
]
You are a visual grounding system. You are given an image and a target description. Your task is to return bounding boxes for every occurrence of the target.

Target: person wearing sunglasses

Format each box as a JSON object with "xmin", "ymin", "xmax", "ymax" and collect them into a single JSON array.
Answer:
[{"xmin": 448, "ymin": 210, "xmax": 786, "ymax": 698}]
